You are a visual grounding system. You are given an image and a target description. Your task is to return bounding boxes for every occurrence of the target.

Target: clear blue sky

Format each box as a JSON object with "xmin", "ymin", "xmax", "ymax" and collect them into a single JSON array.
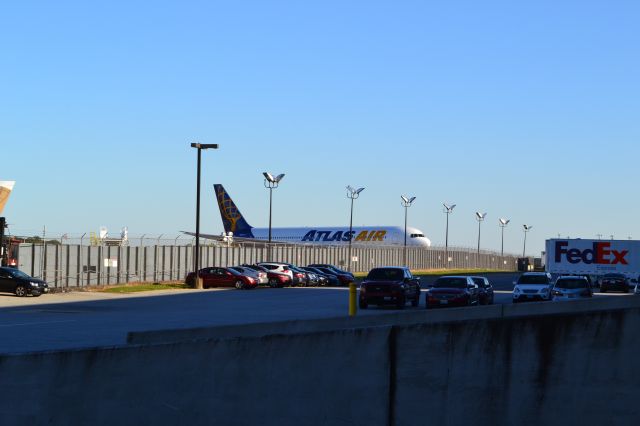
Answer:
[{"xmin": 2, "ymin": 0, "xmax": 639, "ymax": 256}]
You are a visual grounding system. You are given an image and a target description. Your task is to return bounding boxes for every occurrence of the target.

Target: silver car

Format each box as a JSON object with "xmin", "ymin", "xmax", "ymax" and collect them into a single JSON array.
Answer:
[
  {"xmin": 552, "ymin": 276, "xmax": 593, "ymax": 301},
  {"xmin": 230, "ymin": 266, "xmax": 268, "ymax": 285}
]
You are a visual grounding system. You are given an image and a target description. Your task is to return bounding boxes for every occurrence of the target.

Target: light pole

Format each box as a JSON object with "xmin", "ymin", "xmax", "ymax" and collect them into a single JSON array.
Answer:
[
  {"xmin": 191, "ymin": 143, "xmax": 219, "ymax": 289},
  {"xmin": 475, "ymin": 212, "xmax": 487, "ymax": 264},
  {"xmin": 522, "ymin": 224, "xmax": 532, "ymax": 257},
  {"xmin": 443, "ymin": 203, "xmax": 456, "ymax": 263},
  {"xmin": 401, "ymin": 195, "xmax": 416, "ymax": 266},
  {"xmin": 346, "ymin": 186, "xmax": 365, "ymax": 272},
  {"xmin": 263, "ymin": 172, "xmax": 285, "ymax": 261},
  {"xmin": 499, "ymin": 218, "xmax": 510, "ymax": 257}
]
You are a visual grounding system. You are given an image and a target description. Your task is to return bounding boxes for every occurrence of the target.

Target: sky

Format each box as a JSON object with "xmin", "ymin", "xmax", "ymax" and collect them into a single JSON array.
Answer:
[{"xmin": 1, "ymin": 0, "xmax": 639, "ymax": 256}]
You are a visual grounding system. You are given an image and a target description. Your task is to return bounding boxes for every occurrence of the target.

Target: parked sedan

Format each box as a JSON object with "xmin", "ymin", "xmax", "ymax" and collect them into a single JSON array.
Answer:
[
  {"xmin": 185, "ymin": 267, "xmax": 258, "ymax": 289},
  {"xmin": 359, "ymin": 267, "xmax": 421, "ymax": 309},
  {"xmin": 470, "ymin": 276, "xmax": 494, "ymax": 305},
  {"xmin": 300, "ymin": 267, "xmax": 334, "ymax": 286},
  {"xmin": 312, "ymin": 266, "xmax": 354, "ymax": 286},
  {"xmin": 600, "ymin": 273, "xmax": 629, "ymax": 293},
  {"xmin": 308, "ymin": 264, "xmax": 354, "ymax": 279},
  {"xmin": 426, "ymin": 276, "xmax": 480, "ymax": 308},
  {"xmin": 0, "ymin": 266, "xmax": 49, "ymax": 297},
  {"xmin": 512, "ymin": 272, "xmax": 554, "ymax": 303},
  {"xmin": 242, "ymin": 264, "xmax": 291, "ymax": 288},
  {"xmin": 289, "ymin": 267, "xmax": 310, "ymax": 287},
  {"xmin": 230, "ymin": 266, "xmax": 268, "ymax": 285},
  {"xmin": 552, "ymin": 276, "xmax": 593, "ymax": 301}
]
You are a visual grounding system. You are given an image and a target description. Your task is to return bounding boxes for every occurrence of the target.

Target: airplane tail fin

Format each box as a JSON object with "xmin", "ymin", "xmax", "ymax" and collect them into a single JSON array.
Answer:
[
  {"xmin": 214, "ymin": 184, "xmax": 255, "ymax": 238},
  {"xmin": 0, "ymin": 181, "xmax": 15, "ymax": 215}
]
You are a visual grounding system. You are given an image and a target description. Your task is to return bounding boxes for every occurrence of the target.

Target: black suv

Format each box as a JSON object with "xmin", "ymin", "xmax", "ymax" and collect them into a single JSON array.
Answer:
[
  {"xmin": 0, "ymin": 267, "xmax": 49, "ymax": 297},
  {"xmin": 600, "ymin": 273, "xmax": 629, "ymax": 293}
]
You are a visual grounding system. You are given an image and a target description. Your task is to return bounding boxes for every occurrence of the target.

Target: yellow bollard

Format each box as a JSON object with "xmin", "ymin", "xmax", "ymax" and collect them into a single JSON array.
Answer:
[{"xmin": 349, "ymin": 283, "xmax": 357, "ymax": 316}]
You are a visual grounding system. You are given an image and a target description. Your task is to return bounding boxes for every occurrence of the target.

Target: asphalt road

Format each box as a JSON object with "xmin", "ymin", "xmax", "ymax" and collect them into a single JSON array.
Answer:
[{"xmin": 0, "ymin": 272, "xmax": 633, "ymax": 354}]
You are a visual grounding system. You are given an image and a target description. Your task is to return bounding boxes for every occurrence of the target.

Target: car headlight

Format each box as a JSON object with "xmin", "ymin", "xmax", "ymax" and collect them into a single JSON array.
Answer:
[
  {"xmin": 513, "ymin": 287, "xmax": 521, "ymax": 294},
  {"xmin": 541, "ymin": 288, "xmax": 549, "ymax": 294},
  {"xmin": 30, "ymin": 281, "xmax": 39, "ymax": 287}
]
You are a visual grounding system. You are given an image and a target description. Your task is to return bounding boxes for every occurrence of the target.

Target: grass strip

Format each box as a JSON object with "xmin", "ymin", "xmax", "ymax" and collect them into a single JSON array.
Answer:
[{"xmin": 102, "ymin": 283, "xmax": 189, "ymax": 293}]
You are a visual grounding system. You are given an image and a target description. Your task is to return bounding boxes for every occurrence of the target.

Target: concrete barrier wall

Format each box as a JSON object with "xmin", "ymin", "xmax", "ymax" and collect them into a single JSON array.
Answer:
[
  {"xmin": 0, "ymin": 328, "xmax": 391, "ymax": 426},
  {"xmin": 2, "ymin": 297, "xmax": 640, "ymax": 426}
]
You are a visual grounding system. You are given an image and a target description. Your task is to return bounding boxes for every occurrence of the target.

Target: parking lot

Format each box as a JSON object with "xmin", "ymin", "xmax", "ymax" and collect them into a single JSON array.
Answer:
[{"xmin": 0, "ymin": 272, "xmax": 635, "ymax": 354}]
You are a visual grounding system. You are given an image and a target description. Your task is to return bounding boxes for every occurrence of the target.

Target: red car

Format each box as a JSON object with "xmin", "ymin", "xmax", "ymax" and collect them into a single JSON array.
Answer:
[
  {"xmin": 185, "ymin": 267, "xmax": 258, "ymax": 289},
  {"xmin": 426, "ymin": 276, "xmax": 480, "ymax": 308},
  {"xmin": 242, "ymin": 264, "xmax": 291, "ymax": 288},
  {"xmin": 359, "ymin": 267, "xmax": 421, "ymax": 309}
]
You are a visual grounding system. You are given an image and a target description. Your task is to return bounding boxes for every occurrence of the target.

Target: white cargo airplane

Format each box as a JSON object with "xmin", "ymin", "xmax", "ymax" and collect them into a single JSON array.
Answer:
[{"xmin": 186, "ymin": 184, "xmax": 431, "ymax": 247}]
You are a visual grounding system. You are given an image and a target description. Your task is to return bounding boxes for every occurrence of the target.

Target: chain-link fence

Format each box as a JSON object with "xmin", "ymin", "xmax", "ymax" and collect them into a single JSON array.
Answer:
[{"xmin": 13, "ymin": 241, "xmax": 519, "ymax": 288}]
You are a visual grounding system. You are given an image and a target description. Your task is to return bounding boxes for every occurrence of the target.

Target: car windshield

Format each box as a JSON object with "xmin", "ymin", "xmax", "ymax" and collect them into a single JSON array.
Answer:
[
  {"xmin": 7, "ymin": 269, "xmax": 31, "ymax": 279},
  {"xmin": 471, "ymin": 278, "xmax": 485, "ymax": 286},
  {"xmin": 555, "ymin": 279, "xmax": 588, "ymax": 289},
  {"xmin": 226, "ymin": 268, "xmax": 241, "ymax": 276},
  {"xmin": 433, "ymin": 278, "xmax": 467, "ymax": 288},
  {"xmin": 367, "ymin": 268, "xmax": 404, "ymax": 281},
  {"xmin": 517, "ymin": 275, "xmax": 549, "ymax": 284}
]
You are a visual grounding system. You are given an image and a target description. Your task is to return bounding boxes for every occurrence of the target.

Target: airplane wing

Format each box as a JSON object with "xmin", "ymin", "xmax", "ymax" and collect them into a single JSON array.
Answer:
[{"xmin": 180, "ymin": 231, "xmax": 259, "ymax": 244}]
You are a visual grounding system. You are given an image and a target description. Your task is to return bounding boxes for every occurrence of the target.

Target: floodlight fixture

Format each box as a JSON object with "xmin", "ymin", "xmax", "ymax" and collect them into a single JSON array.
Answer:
[
  {"xmin": 522, "ymin": 224, "xmax": 532, "ymax": 257},
  {"xmin": 443, "ymin": 202, "xmax": 456, "ymax": 260},
  {"xmin": 401, "ymin": 195, "xmax": 416, "ymax": 265},
  {"xmin": 346, "ymin": 185, "xmax": 365, "ymax": 271},
  {"xmin": 190, "ymin": 142, "xmax": 219, "ymax": 289},
  {"xmin": 499, "ymin": 218, "xmax": 510, "ymax": 256},
  {"xmin": 475, "ymin": 211, "xmax": 487, "ymax": 260},
  {"xmin": 263, "ymin": 171, "xmax": 286, "ymax": 260}
]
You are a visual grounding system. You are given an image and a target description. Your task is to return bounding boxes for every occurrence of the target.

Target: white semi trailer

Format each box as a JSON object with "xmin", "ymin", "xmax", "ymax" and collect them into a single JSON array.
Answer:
[{"xmin": 545, "ymin": 238, "xmax": 640, "ymax": 278}]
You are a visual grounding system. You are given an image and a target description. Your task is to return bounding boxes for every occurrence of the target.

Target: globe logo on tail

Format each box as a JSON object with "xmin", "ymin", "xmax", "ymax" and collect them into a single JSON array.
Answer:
[{"xmin": 216, "ymin": 187, "xmax": 241, "ymax": 233}]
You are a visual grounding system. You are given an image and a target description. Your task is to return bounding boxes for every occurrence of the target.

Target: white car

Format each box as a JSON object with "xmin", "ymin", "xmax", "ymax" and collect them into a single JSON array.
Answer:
[
  {"xmin": 257, "ymin": 263, "xmax": 294, "ymax": 280},
  {"xmin": 512, "ymin": 272, "xmax": 553, "ymax": 303}
]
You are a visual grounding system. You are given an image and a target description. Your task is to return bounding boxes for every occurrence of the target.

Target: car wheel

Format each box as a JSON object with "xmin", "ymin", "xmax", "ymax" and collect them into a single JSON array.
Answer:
[
  {"xmin": 15, "ymin": 285, "xmax": 27, "ymax": 297},
  {"xmin": 235, "ymin": 280, "xmax": 244, "ymax": 290},
  {"xmin": 396, "ymin": 296, "xmax": 406, "ymax": 309},
  {"xmin": 359, "ymin": 299, "xmax": 368, "ymax": 309},
  {"xmin": 269, "ymin": 278, "xmax": 278, "ymax": 288}
]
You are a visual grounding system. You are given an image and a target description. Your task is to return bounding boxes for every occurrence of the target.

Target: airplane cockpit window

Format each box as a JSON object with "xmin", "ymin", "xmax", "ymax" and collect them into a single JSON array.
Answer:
[{"xmin": 410, "ymin": 234, "xmax": 425, "ymax": 238}]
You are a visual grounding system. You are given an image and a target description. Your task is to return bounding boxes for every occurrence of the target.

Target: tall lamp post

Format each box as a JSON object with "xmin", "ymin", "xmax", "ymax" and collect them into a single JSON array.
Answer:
[
  {"xmin": 191, "ymin": 143, "xmax": 219, "ymax": 289},
  {"xmin": 263, "ymin": 172, "xmax": 285, "ymax": 261},
  {"xmin": 522, "ymin": 224, "xmax": 532, "ymax": 257},
  {"xmin": 443, "ymin": 203, "xmax": 456, "ymax": 263},
  {"xmin": 475, "ymin": 212, "xmax": 487, "ymax": 264},
  {"xmin": 499, "ymin": 218, "xmax": 510, "ymax": 256},
  {"xmin": 401, "ymin": 195, "xmax": 416, "ymax": 266},
  {"xmin": 346, "ymin": 186, "xmax": 365, "ymax": 272}
]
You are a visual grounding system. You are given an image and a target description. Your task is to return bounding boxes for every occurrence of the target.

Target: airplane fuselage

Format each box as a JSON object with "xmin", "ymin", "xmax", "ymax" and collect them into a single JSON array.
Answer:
[{"xmin": 249, "ymin": 226, "xmax": 431, "ymax": 247}]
